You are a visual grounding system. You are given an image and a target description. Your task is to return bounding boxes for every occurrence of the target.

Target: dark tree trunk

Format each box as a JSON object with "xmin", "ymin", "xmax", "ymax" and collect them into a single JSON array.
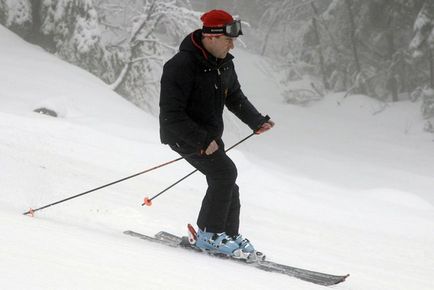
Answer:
[
  {"xmin": 0, "ymin": 0, "xmax": 6, "ymax": 25},
  {"xmin": 311, "ymin": 3, "xmax": 329, "ymax": 90},
  {"xmin": 344, "ymin": 0, "xmax": 361, "ymax": 73},
  {"xmin": 28, "ymin": 0, "xmax": 54, "ymax": 51},
  {"xmin": 344, "ymin": 0, "xmax": 367, "ymax": 95},
  {"xmin": 28, "ymin": 0, "xmax": 42, "ymax": 44},
  {"xmin": 430, "ymin": 48, "xmax": 434, "ymax": 89}
]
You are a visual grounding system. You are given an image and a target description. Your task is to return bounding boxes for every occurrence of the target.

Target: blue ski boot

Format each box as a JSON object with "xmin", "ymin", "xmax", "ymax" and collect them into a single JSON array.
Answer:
[
  {"xmin": 232, "ymin": 234, "xmax": 265, "ymax": 262},
  {"xmin": 195, "ymin": 228, "xmax": 240, "ymax": 256},
  {"xmin": 232, "ymin": 234, "xmax": 255, "ymax": 253}
]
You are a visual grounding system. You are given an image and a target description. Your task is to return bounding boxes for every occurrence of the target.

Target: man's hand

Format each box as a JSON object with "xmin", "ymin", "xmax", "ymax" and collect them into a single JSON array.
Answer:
[
  {"xmin": 256, "ymin": 120, "xmax": 275, "ymax": 134},
  {"xmin": 204, "ymin": 140, "xmax": 219, "ymax": 155}
]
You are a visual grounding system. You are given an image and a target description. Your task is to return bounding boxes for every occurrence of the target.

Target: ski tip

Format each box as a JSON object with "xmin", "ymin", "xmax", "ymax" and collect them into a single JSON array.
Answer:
[
  {"xmin": 143, "ymin": 197, "xmax": 152, "ymax": 207},
  {"xmin": 334, "ymin": 274, "xmax": 350, "ymax": 285}
]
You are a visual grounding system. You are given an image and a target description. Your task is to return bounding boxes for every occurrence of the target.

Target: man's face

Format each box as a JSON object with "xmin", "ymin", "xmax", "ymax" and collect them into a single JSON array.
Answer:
[{"xmin": 208, "ymin": 36, "xmax": 235, "ymax": 59}]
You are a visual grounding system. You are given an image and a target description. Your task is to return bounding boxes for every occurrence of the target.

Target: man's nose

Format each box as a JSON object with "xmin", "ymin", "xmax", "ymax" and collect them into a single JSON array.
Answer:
[{"xmin": 228, "ymin": 39, "xmax": 234, "ymax": 49}]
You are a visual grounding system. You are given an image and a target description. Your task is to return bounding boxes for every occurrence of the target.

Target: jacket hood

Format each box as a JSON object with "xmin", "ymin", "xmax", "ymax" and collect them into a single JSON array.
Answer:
[{"xmin": 179, "ymin": 29, "xmax": 234, "ymax": 66}]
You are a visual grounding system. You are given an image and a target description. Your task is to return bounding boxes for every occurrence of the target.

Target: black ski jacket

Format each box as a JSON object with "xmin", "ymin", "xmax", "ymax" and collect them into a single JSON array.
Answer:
[{"xmin": 159, "ymin": 29, "xmax": 268, "ymax": 153}]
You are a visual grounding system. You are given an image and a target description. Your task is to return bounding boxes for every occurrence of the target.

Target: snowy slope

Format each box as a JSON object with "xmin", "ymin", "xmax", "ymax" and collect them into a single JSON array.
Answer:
[
  {"xmin": 1, "ymin": 25, "xmax": 434, "ymax": 290},
  {"xmin": 232, "ymin": 48, "xmax": 434, "ymax": 205}
]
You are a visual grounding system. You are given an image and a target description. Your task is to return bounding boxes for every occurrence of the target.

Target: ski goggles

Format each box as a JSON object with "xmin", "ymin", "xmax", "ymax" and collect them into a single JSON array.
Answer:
[{"xmin": 202, "ymin": 20, "xmax": 243, "ymax": 38}]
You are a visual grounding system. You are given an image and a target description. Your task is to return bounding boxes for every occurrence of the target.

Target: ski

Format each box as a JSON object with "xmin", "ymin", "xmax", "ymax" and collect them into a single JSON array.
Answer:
[{"xmin": 124, "ymin": 230, "xmax": 349, "ymax": 286}]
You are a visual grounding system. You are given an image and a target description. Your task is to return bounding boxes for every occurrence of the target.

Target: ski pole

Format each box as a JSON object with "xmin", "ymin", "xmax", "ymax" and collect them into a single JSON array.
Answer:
[
  {"xmin": 23, "ymin": 156, "xmax": 187, "ymax": 216},
  {"xmin": 142, "ymin": 132, "xmax": 256, "ymax": 206}
]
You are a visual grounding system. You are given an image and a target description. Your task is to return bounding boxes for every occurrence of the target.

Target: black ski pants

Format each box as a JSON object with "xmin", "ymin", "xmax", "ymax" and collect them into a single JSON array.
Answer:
[{"xmin": 171, "ymin": 140, "xmax": 240, "ymax": 236}]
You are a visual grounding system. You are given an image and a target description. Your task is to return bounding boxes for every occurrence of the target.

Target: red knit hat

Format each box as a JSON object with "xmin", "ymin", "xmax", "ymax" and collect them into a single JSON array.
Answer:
[{"xmin": 201, "ymin": 10, "xmax": 233, "ymax": 28}]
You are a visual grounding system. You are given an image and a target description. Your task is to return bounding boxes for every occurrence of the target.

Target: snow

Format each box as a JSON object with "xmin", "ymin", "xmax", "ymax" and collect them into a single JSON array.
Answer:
[{"xmin": 1, "ymin": 24, "xmax": 434, "ymax": 290}]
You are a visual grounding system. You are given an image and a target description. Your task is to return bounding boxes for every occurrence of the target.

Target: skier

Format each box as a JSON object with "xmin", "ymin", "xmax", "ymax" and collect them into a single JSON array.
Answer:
[{"xmin": 159, "ymin": 9, "xmax": 274, "ymax": 257}]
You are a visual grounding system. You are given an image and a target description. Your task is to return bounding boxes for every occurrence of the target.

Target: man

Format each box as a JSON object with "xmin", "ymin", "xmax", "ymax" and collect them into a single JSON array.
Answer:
[{"xmin": 159, "ymin": 10, "xmax": 274, "ymax": 257}]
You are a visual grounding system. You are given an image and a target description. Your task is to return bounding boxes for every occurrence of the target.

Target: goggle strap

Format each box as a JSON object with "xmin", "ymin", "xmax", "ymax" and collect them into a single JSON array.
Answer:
[{"xmin": 202, "ymin": 26, "xmax": 225, "ymax": 35}]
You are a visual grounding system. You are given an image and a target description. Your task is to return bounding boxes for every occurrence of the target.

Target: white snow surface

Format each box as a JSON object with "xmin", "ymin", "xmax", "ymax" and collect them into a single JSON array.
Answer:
[{"xmin": 1, "ymin": 25, "xmax": 434, "ymax": 290}]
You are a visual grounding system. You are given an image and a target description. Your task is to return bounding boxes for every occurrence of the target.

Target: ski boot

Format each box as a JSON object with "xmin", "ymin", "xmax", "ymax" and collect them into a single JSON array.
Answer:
[
  {"xmin": 232, "ymin": 234, "xmax": 255, "ymax": 253},
  {"xmin": 232, "ymin": 234, "xmax": 265, "ymax": 262},
  {"xmin": 194, "ymin": 228, "xmax": 241, "ymax": 257}
]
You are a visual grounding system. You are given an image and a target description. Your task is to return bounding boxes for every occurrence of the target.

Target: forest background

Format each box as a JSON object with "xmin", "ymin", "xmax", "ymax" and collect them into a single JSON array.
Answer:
[{"xmin": 1, "ymin": 0, "xmax": 434, "ymax": 127}]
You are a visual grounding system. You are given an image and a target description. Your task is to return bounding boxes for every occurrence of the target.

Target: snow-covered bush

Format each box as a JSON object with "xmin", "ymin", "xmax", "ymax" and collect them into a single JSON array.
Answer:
[
  {"xmin": 0, "ymin": 0, "xmax": 32, "ymax": 37},
  {"xmin": 424, "ymin": 120, "xmax": 434, "ymax": 133},
  {"xmin": 410, "ymin": 1, "xmax": 434, "ymax": 53},
  {"xmin": 421, "ymin": 87, "xmax": 434, "ymax": 119},
  {"xmin": 281, "ymin": 74, "xmax": 323, "ymax": 106},
  {"xmin": 409, "ymin": 2, "xmax": 434, "ymax": 121},
  {"xmin": 283, "ymin": 88, "xmax": 322, "ymax": 106},
  {"xmin": 410, "ymin": 86, "xmax": 424, "ymax": 102},
  {"xmin": 39, "ymin": 0, "xmax": 117, "ymax": 83},
  {"xmin": 410, "ymin": 86, "xmax": 434, "ymax": 119}
]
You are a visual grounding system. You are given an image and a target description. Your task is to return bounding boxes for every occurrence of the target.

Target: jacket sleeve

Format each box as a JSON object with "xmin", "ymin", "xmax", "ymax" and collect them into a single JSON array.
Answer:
[
  {"xmin": 159, "ymin": 53, "xmax": 209, "ymax": 150},
  {"xmin": 225, "ymin": 64, "xmax": 268, "ymax": 131}
]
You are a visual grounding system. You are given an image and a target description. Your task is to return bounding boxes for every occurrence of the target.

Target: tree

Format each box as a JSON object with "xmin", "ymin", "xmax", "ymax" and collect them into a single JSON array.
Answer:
[
  {"xmin": 0, "ymin": 0, "xmax": 7, "ymax": 26},
  {"xmin": 410, "ymin": 0, "xmax": 434, "ymax": 87},
  {"xmin": 258, "ymin": 0, "xmax": 313, "ymax": 57},
  {"xmin": 109, "ymin": 0, "xmax": 200, "ymax": 112},
  {"xmin": 37, "ymin": 0, "xmax": 117, "ymax": 82},
  {"xmin": 410, "ymin": 1, "xmax": 434, "ymax": 119},
  {"xmin": 1, "ymin": 0, "xmax": 201, "ymax": 114},
  {"xmin": 410, "ymin": 0, "xmax": 434, "ymax": 52},
  {"xmin": 301, "ymin": 0, "xmax": 426, "ymax": 100},
  {"xmin": 0, "ymin": 0, "xmax": 32, "ymax": 37}
]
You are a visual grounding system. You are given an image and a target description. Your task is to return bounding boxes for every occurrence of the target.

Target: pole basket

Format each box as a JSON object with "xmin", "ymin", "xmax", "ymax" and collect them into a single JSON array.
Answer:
[{"xmin": 143, "ymin": 197, "xmax": 152, "ymax": 206}]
